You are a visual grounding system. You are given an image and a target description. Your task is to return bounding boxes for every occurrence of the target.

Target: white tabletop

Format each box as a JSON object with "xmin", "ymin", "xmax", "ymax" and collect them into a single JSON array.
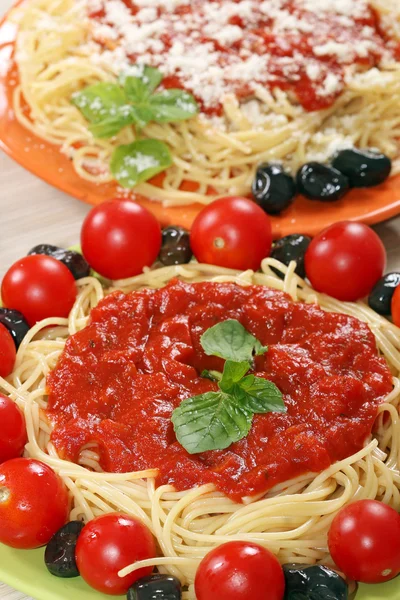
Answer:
[{"xmin": 1, "ymin": 0, "xmax": 400, "ymax": 598}]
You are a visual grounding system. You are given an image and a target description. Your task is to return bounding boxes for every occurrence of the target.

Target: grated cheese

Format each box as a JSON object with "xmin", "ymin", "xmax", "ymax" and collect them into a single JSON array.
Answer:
[
  {"xmin": 85, "ymin": 0, "xmax": 397, "ymax": 112},
  {"xmin": 301, "ymin": 0, "xmax": 367, "ymax": 18}
]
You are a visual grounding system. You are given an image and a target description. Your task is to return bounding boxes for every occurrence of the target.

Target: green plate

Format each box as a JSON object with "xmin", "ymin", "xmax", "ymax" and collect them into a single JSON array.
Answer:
[{"xmin": 0, "ymin": 543, "xmax": 398, "ymax": 599}]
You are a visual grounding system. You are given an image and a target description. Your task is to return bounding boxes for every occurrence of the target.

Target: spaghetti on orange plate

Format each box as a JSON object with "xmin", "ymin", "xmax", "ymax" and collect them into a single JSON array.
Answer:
[{"xmin": 9, "ymin": 0, "xmax": 400, "ymax": 206}]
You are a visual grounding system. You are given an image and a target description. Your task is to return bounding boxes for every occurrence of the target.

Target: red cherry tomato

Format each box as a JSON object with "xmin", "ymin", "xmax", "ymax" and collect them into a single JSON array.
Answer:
[
  {"xmin": 305, "ymin": 221, "xmax": 386, "ymax": 301},
  {"xmin": 1, "ymin": 256, "xmax": 77, "ymax": 327},
  {"xmin": 75, "ymin": 512, "xmax": 156, "ymax": 595},
  {"xmin": 0, "ymin": 458, "xmax": 69, "ymax": 549},
  {"xmin": 0, "ymin": 324, "xmax": 16, "ymax": 378},
  {"xmin": 81, "ymin": 199, "xmax": 162, "ymax": 280},
  {"xmin": 195, "ymin": 541, "xmax": 285, "ymax": 600},
  {"xmin": 0, "ymin": 394, "xmax": 27, "ymax": 463},
  {"xmin": 190, "ymin": 197, "xmax": 272, "ymax": 271},
  {"xmin": 392, "ymin": 285, "xmax": 400, "ymax": 327},
  {"xmin": 328, "ymin": 499, "xmax": 400, "ymax": 583}
]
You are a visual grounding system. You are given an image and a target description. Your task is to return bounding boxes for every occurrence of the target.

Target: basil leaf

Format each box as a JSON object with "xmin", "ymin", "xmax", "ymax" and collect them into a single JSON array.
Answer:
[
  {"xmin": 120, "ymin": 66, "xmax": 163, "ymax": 99},
  {"xmin": 201, "ymin": 319, "xmax": 268, "ymax": 363},
  {"xmin": 123, "ymin": 76, "xmax": 152, "ymax": 104},
  {"xmin": 89, "ymin": 106, "xmax": 136, "ymax": 139},
  {"xmin": 219, "ymin": 360, "xmax": 250, "ymax": 393},
  {"xmin": 149, "ymin": 89, "xmax": 199, "ymax": 122},
  {"xmin": 72, "ymin": 83, "xmax": 128, "ymax": 124},
  {"xmin": 130, "ymin": 105, "xmax": 158, "ymax": 129},
  {"xmin": 171, "ymin": 391, "xmax": 253, "ymax": 454},
  {"xmin": 141, "ymin": 66, "xmax": 164, "ymax": 94},
  {"xmin": 237, "ymin": 375, "xmax": 286, "ymax": 414},
  {"xmin": 201, "ymin": 370, "xmax": 223, "ymax": 382},
  {"xmin": 119, "ymin": 67, "xmax": 164, "ymax": 126},
  {"xmin": 110, "ymin": 139, "xmax": 172, "ymax": 188}
]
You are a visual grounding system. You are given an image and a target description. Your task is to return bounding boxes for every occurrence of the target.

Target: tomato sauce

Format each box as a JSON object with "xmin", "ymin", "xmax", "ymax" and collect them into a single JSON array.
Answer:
[
  {"xmin": 47, "ymin": 281, "xmax": 392, "ymax": 502},
  {"xmin": 88, "ymin": 0, "xmax": 398, "ymax": 115}
]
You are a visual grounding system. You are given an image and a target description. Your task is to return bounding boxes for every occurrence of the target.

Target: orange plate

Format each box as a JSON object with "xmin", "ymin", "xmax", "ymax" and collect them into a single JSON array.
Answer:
[{"xmin": 1, "ymin": 8, "xmax": 400, "ymax": 236}]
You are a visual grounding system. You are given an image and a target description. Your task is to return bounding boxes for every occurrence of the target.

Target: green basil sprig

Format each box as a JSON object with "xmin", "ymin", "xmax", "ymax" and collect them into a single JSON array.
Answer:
[
  {"xmin": 201, "ymin": 319, "xmax": 268, "ymax": 363},
  {"xmin": 172, "ymin": 320, "xmax": 286, "ymax": 454},
  {"xmin": 71, "ymin": 65, "xmax": 199, "ymax": 188}
]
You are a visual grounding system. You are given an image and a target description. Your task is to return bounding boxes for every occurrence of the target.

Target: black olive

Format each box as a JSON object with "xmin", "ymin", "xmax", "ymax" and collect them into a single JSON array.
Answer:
[
  {"xmin": 283, "ymin": 564, "xmax": 348, "ymax": 600},
  {"xmin": 44, "ymin": 520, "xmax": 84, "ymax": 578},
  {"xmin": 28, "ymin": 244, "xmax": 90, "ymax": 280},
  {"xmin": 270, "ymin": 234, "xmax": 312, "ymax": 279},
  {"xmin": 368, "ymin": 272, "xmax": 400, "ymax": 316},
  {"xmin": 332, "ymin": 148, "xmax": 392, "ymax": 188},
  {"xmin": 159, "ymin": 226, "xmax": 192, "ymax": 266},
  {"xmin": 127, "ymin": 574, "xmax": 182, "ymax": 600},
  {"xmin": 0, "ymin": 308, "xmax": 30, "ymax": 349},
  {"xmin": 252, "ymin": 163, "xmax": 297, "ymax": 215},
  {"xmin": 297, "ymin": 163, "xmax": 349, "ymax": 202}
]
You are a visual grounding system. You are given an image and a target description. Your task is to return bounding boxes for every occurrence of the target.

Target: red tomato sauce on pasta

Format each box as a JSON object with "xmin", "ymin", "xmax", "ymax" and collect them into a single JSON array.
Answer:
[
  {"xmin": 47, "ymin": 281, "xmax": 392, "ymax": 502},
  {"xmin": 88, "ymin": 0, "xmax": 400, "ymax": 114}
]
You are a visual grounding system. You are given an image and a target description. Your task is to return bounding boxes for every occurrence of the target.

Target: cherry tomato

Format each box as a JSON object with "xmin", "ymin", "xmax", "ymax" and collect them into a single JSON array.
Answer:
[
  {"xmin": 190, "ymin": 197, "xmax": 272, "ymax": 271},
  {"xmin": 0, "ymin": 323, "xmax": 16, "ymax": 378},
  {"xmin": 305, "ymin": 221, "xmax": 386, "ymax": 301},
  {"xmin": 0, "ymin": 458, "xmax": 69, "ymax": 549},
  {"xmin": 75, "ymin": 512, "xmax": 156, "ymax": 594},
  {"xmin": 328, "ymin": 499, "xmax": 400, "ymax": 583},
  {"xmin": 392, "ymin": 285, "xmax": 400, "ymax": 327},
  {"xmin": 1, "ymin": 256, "xmax": 77, "ymax": 327},
  {"xmin": 0, "ymin": 394, "xmax": 27, "ymax": 463},
  {"xmin": 81, "ymin": 200, "xmax": 162, "ymax": 280},
  {"xmin": 195, "ymin": 541, "xmax": 285, "ymax": 600}
]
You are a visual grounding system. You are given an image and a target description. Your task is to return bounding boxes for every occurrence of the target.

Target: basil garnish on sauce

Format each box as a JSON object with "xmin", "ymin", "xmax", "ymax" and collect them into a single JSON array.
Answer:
[
  {"xmin": 171, "ymin": 390, "xmax": 253, "ymax": 455},
  {"xmin": 71, "ymin": 65, "xmax": 199, "ymax": 188},
  {"xmin": 172, "ymin": 320, "xmax": 286, "ymax": 454},
  {"xmin": 201, "ymin": 319, "xmax": 268, "ymax": 363}
]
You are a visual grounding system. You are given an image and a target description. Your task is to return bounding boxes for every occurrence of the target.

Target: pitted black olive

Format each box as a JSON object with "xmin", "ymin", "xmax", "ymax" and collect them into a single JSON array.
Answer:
[
  {"xmin": 28, "ymin": 244, "xmax": 90, "ymax": 280},
  {"xmin": 368, "ymin": 272, "xmax": 400, "ymax": 316},
  {"xmin": 332, "ymin": 148, "xmax": 392, "ymax": 188},
  {"xmin": 159, "ymin": 226, "xmax": 192, "ymax": 266},
  {"xmin": 0, "ymin": 308, "xmax": 30, "ymax": 349},
  {"xmin": 297, "ymin": 163, "xmax": 349, "ymax": 202},
  {"xmin": 271, "ymin": 234, "xmax": 312, "ymax": 279},
  {"xmin": 44, "ymin": 520, "xmax": 84, "ymax": 578},
  {"xmin": 283, "ymin": 563, "xmax": 348, "ymax": 600},
  {"xmin": 127, "ymin": 574, "xmax": 182, "ymax": 600},
  {"xmin": 252, "ymin": 163, "xmax": 297, "ymax": 215}
]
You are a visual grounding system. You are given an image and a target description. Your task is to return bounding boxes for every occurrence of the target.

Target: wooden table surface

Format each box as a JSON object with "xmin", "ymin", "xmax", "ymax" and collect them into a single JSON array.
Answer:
[{"xmin": 1, "ymin": 1, "xmax": 400, "ymax": 599}]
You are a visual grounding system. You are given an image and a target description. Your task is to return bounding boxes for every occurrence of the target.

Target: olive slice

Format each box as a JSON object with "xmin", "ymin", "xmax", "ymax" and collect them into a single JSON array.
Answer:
[
  {"xmin": 270, "ymin": 234, "xmax": 312, "ymax": 279},
  {"xmin": 44, "ymin": 520, "xmax": 84, "ymax": 578},
  {"xmin": 297, "ymin": 163, "xmax": 349, "ymax": 202},
  {"xmin": 0, "ymin": 308, "xmax": 30, "ymax": 349},
  {"xmin": 252, "ymin": 163, "xmax": 297, "ymax": 215},
  {"xmin": 368, "ymin": 272, "xmax": 400, "ymax": 316},
  {"xmin": 332, "ymin": 148, "xmax": 392, "ymax": 188},
  {"xmin": 159, "ymin": 226, "xmax": 192, "ymax": 266},
  {"xmin": 283, "ymin": 563, "xmax": 349, "ymax": 599},
  {"xmin": 128, "ymin": 574, "xmax": 182, "ymax": 600}
]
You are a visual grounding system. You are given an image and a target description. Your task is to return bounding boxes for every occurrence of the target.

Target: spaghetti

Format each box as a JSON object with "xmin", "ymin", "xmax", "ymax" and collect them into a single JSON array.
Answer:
[
  {"xmin": 10, "ymin": 0, "xmax": 400, "ymax": 206},
  {"xmin": 0, "ymin": 259, "xmax": 399, "ymax": 599}
]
